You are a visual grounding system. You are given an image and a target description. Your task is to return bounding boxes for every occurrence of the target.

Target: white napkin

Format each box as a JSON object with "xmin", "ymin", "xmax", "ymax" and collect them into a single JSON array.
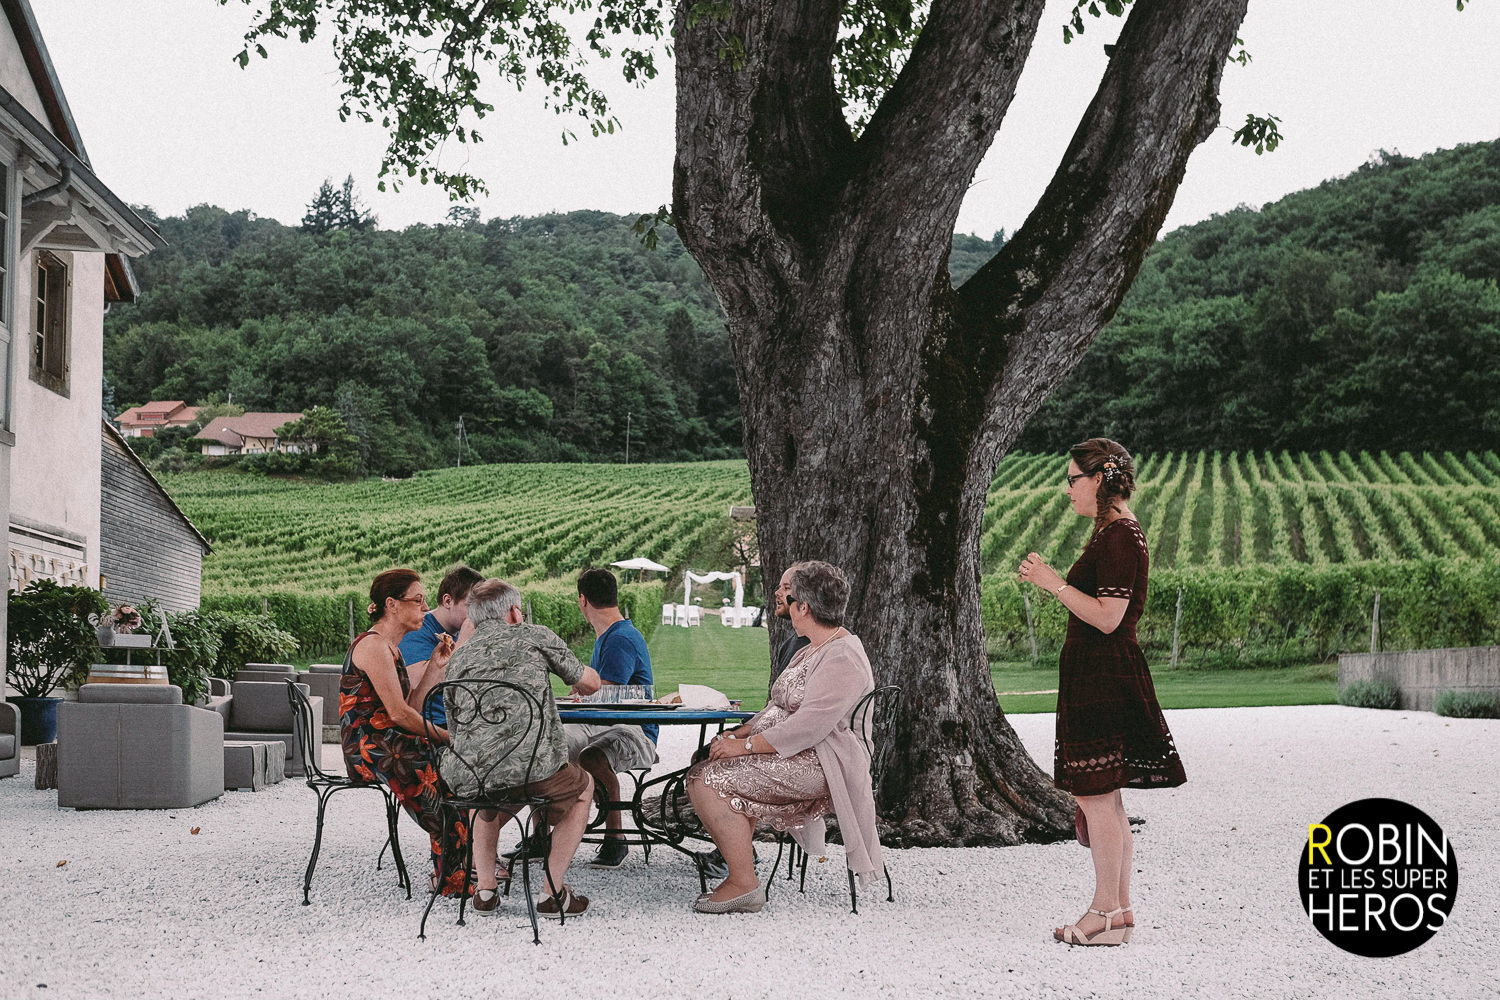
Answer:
[{"xmin": 676, "ymin": 683, "xmax": 731, "ymax": 709}]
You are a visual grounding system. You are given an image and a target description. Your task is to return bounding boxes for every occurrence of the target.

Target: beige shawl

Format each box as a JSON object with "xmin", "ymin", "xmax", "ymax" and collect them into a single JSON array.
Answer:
[{"xmin": 759, "ymin": 633, "xmax": 883, "ymax": 883}]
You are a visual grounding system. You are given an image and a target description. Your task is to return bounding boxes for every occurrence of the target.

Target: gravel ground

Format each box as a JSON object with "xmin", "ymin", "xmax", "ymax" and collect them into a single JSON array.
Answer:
[{"xmin": 1, "ymin": 705, "xmax": 1495, "ymax": 1000}]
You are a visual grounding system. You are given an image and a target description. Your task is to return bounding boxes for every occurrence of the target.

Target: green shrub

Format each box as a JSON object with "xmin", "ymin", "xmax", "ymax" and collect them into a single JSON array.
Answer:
[
  {"xmin": 4, "ymin": 580, "xmax": 109, "ymax": 697},
  {"xmin": 153, "ymin": 605, "xmax": 299, "ymax": 704},
  {"xmin": 1432, "ymin": 689, "xmax": 1500, "ymax": 719},
  {"xmin": 1338, "ymin": 679, "xmax": 1402, "ymax": 710}
]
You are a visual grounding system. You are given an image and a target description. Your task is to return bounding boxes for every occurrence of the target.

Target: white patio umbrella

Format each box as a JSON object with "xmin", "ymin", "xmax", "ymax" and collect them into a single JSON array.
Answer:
[{"xmin": 610, "ymin": 557, "xmax": 671, "ymax": 573}]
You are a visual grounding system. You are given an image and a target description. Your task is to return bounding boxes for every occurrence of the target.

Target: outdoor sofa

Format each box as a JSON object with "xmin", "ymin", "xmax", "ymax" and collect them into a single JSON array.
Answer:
[
  {"xmin": 0, "ymin": 701, "xmax": 19, "ymax": 779},
  {"xmin": 56, "ymin": 684, "xmax": 224, "ymax": 809}
]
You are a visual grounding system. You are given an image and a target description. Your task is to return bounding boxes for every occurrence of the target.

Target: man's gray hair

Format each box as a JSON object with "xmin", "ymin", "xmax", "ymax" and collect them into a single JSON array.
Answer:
[
  {"xmin": 467, "ymin": 578, "xmax": 522, "ymax": 623},
  {"xmin": 788, "ymin": 560, "xmax": 850, "ymax": 627}
]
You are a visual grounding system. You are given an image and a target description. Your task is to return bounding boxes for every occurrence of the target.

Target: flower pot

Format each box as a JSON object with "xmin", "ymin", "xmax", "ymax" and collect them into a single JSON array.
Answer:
[
  {"xmin": 5, "ymin": 696, "xmax": 62, "ymax": 745},
  {"xmin": 96, "ymin": 625, "xmax": 116, "ymax": 647}
]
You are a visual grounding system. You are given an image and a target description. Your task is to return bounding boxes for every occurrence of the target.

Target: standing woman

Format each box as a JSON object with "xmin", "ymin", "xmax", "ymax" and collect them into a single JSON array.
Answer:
[
  {"xmin": 341, "ymin": 568, "xmax": 468, "ymax": 896},
  {"xmin": 1018, "ymin": 438, "xmax": 1186, "ymax": 946}
]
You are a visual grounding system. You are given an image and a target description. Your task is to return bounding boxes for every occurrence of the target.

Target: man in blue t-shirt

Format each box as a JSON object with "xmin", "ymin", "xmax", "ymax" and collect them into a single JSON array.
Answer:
[
  {"xmin": 398, "ymin": 564, "xmax": 483, "ymax": 727},
  {"xmin": 564, "ymin": 567, "xmax": 657, "ymax": 869}
]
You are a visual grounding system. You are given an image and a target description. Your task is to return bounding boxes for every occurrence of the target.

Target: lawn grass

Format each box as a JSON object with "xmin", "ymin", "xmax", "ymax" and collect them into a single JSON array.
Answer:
[
  {"xmin": 316, "ymin": 621, "xmax": 1337, "ymax": 716},
  {"xmin": 990, "ymin": 659, "xmax": 1339, "ymax": 714},
  {"xmin": 647, "ymin": 621, "xmax": 775, "ymax": 712}
]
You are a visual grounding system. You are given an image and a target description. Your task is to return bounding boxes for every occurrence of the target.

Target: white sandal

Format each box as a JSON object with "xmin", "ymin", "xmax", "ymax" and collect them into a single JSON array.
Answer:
[{"xmin": 1057, "ymin": 906, "xmax": 1129, "ymax": 946}]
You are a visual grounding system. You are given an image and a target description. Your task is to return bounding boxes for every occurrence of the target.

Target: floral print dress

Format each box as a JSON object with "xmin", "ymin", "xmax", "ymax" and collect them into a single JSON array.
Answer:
[{"xmin": 340, "ymin": 630, "xmax": 469, "ymax": 895}]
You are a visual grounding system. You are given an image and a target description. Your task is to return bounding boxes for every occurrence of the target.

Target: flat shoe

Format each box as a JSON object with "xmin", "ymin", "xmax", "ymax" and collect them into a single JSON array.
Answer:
[
  {"xmin": 692, "ymin": 886, "xmax": 767, "ymax": 914},
  {"xmin": 473, "ymin": 888, "xmax": 500, "ymax": 914}
]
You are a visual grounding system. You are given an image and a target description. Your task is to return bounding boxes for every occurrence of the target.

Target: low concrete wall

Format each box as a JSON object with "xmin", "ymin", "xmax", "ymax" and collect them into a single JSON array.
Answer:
[{"xmin": 1338, "ymin": 646, "xmax": 1500, "ymax": 712}]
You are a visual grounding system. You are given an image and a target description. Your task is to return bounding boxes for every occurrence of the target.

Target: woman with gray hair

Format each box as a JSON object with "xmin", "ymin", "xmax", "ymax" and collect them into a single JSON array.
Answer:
[{"xmin": 685, "ymin": 560, "xmax": 882, "ymax": 913}]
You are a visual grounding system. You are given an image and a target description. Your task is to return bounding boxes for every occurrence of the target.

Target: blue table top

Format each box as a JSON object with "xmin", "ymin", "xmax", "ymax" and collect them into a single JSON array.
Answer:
[{"xmin": 557, "ymin": 707, "xmax": 755, "ymax": 726}]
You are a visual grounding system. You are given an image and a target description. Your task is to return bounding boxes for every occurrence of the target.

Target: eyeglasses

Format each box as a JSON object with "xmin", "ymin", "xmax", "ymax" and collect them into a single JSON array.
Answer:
[
  {"xmin": 392, "ymin": 594, "xmax": 429, "ymax": 609},
  {"xmin": 1066, "ymin": 471, "xmax": 1093, "ymax": 487}
]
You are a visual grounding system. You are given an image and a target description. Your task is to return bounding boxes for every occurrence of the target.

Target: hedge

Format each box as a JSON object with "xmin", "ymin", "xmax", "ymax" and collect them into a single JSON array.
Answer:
[
  {"xmin": 204, "ymin": 580, "xmax": 666, "ymax": 657},
  {"xmin": 983, "ymin": 559, "xmax": 1500, "ymax": 665}
]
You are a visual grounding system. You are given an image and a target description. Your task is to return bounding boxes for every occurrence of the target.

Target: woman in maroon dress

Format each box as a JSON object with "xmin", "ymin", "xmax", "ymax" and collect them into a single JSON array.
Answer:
[{"xmin": 1018, "ymin": 438, "xmax": 1186, "ymax": 946}]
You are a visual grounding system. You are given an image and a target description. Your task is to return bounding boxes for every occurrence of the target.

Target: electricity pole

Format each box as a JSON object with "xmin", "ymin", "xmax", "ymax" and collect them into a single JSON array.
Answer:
[
  {"xmin": 625, "ymin": 412, "xmax": 632, "ymax": 464},
  {"xmin": 456, "ymin": 414, "xmax": 466, "ymax": 468}
]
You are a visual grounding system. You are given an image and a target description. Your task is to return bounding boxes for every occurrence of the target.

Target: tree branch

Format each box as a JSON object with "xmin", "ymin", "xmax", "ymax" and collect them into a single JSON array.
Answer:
[
  {"xmin": 846, "ymin": 0, "xmax": 1048, "ymax": 262},
  {"xmin": 957, "ymin": 0, "xmax": 1250, "ymax": 460}
]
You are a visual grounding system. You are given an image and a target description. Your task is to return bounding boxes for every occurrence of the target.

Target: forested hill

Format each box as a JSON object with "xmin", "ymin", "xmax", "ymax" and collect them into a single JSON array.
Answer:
[
  {"xmin": 107, "ymin": 141, "xmax": 1499, "ymax": 475},
  {"xmin": 104, "ymin": 210, "xmax": 752, "ymax": 474},
  {"xmin": 1017, "ymin": 139, "xmax": 1500, "ymax": 453}
]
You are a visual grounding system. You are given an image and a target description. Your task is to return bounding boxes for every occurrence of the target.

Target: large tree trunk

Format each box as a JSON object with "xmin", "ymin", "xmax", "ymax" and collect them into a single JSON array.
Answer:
[{"xmin": 673, "ymin": 0, "xmax": 1248, "ymax": 844}]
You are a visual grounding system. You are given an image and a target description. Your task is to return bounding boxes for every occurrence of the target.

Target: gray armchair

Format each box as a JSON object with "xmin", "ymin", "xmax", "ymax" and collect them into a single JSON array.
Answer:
[
  {"xmin": 57, "ymin": 685, "xmax": 224, "ymax": 808},
  {"xmin": 223, "ymin": 680, "xmax": 322, "ymax": 777},
  {"xmin": 1, "ymin": 701, "xmax": 19, "ymax": 779},
  {"xmin": 235, "ymin": 663, "xmax": 298, "ymax": 684},
  {"xmin": 298, "ymin": 664, "xmax": 343, "ymax": 726}
]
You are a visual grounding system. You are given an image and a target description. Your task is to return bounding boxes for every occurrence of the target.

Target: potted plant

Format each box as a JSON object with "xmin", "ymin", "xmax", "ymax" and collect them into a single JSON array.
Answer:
[{"xmin": 5, "ymin": 580, "xmax": 108, "ymax": 744}]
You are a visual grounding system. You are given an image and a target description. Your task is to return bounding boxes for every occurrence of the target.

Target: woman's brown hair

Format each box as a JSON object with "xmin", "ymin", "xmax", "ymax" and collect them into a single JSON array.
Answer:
[
  {"xmin": 1069, "ymin": 437, "xmax": 1136, "ymax": 536},
  {"xmin": 368, "ymin": 568, "xmax": 421, "ymax": 622}
]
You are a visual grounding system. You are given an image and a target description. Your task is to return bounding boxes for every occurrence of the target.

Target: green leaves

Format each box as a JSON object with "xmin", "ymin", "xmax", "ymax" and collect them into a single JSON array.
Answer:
[
  {"xmin": 1232, "ymin": 113, "xmax": 1283, "ymax": 155},
  {"xmin": 1062, "ymin": 0, "xmax": 1132, "ymax": 44},
  {"xmin": 223, "ymin": 0, "xmax": 669, "ymax": 201}
]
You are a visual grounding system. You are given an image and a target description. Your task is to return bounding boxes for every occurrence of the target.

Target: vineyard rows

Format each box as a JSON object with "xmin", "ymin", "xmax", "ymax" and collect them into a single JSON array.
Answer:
[{"xmin": 163, "ymin": 450, "xmax": 1500, "ymax": 598}]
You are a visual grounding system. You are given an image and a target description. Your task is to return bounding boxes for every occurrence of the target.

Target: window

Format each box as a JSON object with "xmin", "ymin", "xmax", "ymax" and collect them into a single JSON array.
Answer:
[{"xmin": 31, "ymin": 250, "xmax": 69, "ymax": 395}]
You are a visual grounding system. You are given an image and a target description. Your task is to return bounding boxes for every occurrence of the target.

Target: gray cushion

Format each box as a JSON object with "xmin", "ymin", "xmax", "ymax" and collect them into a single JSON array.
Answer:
[
  {"xmin": 242, "ymin": 663, "xmax": 296, "ymax": 673},
  {"xmin": 0, "ymin": 734, "xmax": 14, "ymax": 758},
  {"xmin": 229, "ymin": 681, "xmax": 305, "ymax": 730},
  {"xmin": 79, "ymin": 684, "xmax": 184, "ymax": 705},
  {"xmin": 307, "ymin": 663, "xmax": 342, "ymax": 674}
]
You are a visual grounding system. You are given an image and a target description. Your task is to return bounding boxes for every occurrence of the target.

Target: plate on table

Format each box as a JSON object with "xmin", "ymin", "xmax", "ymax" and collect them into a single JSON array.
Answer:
[{"xmin": 565, "ymin": 701, "xmax": 682, "ymax": 711}]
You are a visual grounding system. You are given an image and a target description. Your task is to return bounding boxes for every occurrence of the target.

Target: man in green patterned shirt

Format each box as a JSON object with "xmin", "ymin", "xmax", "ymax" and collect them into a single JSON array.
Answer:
[{"xmin": 443, "ymin": 578, "xmax": 602, "ymax": 917}]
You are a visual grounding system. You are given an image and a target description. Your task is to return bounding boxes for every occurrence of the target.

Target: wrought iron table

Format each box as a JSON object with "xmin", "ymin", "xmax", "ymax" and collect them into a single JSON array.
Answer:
[{"xmin": 557, "ymin": 706, "xmax": 753, "ymax": 883}]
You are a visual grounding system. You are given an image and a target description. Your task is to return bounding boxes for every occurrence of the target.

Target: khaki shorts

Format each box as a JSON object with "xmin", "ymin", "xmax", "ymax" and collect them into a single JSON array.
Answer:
[
  {"xmin": 476, "ymin": 761, "xmax": 592, "ymax": 826},
  {"xmin": 564, "ymin": 723, "xmax": 659, "ymax": 773}
]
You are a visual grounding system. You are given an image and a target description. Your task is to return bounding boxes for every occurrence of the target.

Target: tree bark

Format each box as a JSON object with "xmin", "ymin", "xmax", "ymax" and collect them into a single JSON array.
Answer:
[{"xmin": 673, "ymin": 0, "xmax": 1249, "ymax": 844}]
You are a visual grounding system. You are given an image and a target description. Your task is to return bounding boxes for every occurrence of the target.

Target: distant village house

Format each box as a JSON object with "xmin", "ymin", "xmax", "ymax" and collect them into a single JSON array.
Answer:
[
  {"xmin": 114, "ymin": 399, "xmax": 198, "ymax": 438},
  {"xmin": 193, "ymin": 412, "xmax": 308, "ymax": 456}
]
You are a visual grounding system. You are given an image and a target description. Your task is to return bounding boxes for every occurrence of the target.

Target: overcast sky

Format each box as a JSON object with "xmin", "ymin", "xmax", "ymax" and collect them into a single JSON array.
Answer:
[{"xmin": 27, "ymin": 0, "xmax": 1500, "ymax": 240}]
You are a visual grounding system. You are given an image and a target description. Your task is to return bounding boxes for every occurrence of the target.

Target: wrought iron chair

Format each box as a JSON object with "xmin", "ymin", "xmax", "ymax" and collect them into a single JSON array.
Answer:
[
  {"xmin": 418, "ymin": 678, "xmax": 568, "ymax": 944},
  {"xmin": 284, "ymin": 680, "xmax": 410, "ymax": 904},
  {"xmin": 767, "ymin": 683, "xmax": 902, "ymax": 913}
]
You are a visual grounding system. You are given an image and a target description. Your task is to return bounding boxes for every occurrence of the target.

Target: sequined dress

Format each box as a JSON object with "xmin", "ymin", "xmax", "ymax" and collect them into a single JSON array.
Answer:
[{"xmin": 688, "ymin": 647, "xmax": 833, "ymax": 830}]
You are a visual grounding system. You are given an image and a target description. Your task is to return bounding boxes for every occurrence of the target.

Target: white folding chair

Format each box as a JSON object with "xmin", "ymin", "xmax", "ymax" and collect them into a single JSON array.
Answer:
[
  {"xmin": 662, "ymin": 604, "xmax": 676, "ymax": 626},
  {"xmin": 686, "ymin": 605, "xmax": 702, "ymax": 626}
]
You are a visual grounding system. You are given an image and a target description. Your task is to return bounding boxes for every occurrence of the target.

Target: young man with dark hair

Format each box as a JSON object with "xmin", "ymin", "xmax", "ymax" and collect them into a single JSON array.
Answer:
[
  {"xmin": 565, "ymin": 567, "xmax": 656, "ymax": 868},
  {"xmin": 399, "ymin": 564, "xmax": 484, "ymax": 727}
]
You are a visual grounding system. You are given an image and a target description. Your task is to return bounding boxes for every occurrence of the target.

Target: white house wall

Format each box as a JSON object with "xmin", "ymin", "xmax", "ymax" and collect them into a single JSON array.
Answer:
[
  {"xmin": 7, "ymin": 248, "xmax": 104, "ymax": 592},
  {"xmin": 0, "ymin": 27, "xmax": 47, "ymax": 122}
]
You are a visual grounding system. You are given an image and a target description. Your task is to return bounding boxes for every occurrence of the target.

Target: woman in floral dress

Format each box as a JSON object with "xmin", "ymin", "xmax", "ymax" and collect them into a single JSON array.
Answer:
[{"xmin": 341, "ymin": 568, "xmax": 469, "ymax": 895}]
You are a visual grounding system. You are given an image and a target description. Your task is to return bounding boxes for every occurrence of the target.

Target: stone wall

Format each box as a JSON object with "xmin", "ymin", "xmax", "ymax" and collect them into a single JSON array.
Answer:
[{"xmin": 1338, "ymin": 646, "xmax": 1500, "ymax": 712}]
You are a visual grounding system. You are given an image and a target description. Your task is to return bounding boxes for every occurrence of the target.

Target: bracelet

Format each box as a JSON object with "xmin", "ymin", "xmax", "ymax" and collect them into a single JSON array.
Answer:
[{"xmin": 1056, "ymin": 583, "xmax": 1069, "ymax": 595}]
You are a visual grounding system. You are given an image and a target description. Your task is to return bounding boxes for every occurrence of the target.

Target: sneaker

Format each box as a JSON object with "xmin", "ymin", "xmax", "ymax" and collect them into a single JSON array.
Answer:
[
  {"xmin": 536, "ymin": 885, "xmax": 589, "ymax": 919},
  {"xmin": 472, "ymin": 888, "xmax": 501, "ymax": 914},
  {"xmin": 588, "ymin": 839, "xmax": 629, "ymax": 869}
]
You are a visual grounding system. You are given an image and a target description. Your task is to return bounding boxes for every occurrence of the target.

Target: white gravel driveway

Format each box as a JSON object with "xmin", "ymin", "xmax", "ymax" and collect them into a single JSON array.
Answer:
[{"xmin": 1, "ymin": 705, "xmax": 1494, "ymax": 999}]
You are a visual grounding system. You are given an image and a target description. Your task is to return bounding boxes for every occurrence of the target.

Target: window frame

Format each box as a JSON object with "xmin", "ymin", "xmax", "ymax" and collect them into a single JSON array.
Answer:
[{"xmin": 30, "ymin": 248, "xmax": 70, "ymax": 396}]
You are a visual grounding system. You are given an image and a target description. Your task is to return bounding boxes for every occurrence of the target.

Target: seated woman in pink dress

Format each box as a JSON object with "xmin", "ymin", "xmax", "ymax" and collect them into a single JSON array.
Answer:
[{"xmin": 685, "ymin": 560, "xmax": 883, "ymax": 914}]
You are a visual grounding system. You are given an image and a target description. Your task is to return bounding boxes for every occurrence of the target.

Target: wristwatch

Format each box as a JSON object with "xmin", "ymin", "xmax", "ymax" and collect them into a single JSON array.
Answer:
[{"xmin": 744, "ymin": 735, "xmax": 755, "ymax": 754}]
